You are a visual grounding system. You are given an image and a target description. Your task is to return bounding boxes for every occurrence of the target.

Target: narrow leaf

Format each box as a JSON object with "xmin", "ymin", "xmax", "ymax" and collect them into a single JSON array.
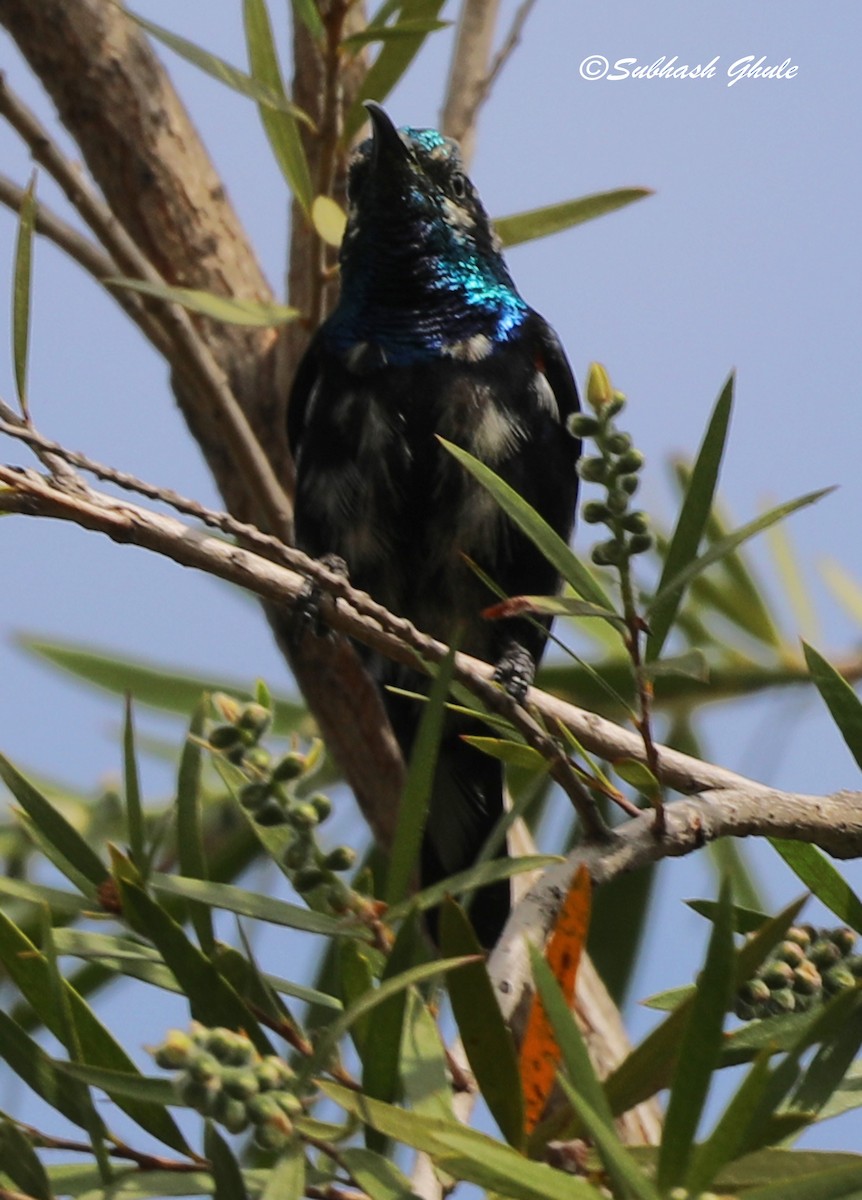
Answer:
[
  {"xmin": 556, "ymin": 1077, "xmax": 662, "ymax": 1200},
  {"xmin": 802, "ymin": 641, "xmax": 862, "ymax": 773},
  {"xmin": 648, "ymin": 488, "xmax": 834, "ymax": 619},
  {"xmin": 387, "ymin": 643, "xmax": 457, "ymax": 906},
  {"xmin": 0, "ymin": 908, "xmax": 190, "ymax": 1154},
  {"xmin": 109, "ymin": 277, "xmax": 300, "ymax": 326},
  {"xmin": 439, "ymin": 438, "xmax": 615, "ymax": 611},
  {"xmin": 495, "ymin": 187, "xmax": 652, "ymax": 248},
  {"xmin": 743, "ymin": 1162, "xmax": 862, "ymax": 1199},
  {"xmin": 769, "ymin": 839, "xmax": 862, "ymax": 934},
  {"xmin": 647, "ymin": 374, "xmax": 734, "ymax": 661},
  {"xmin": 261, "ymin": 1140, "xmax": 305, "ymax": 1200},
  {"xmin": 0, "ymin": 1008, "xmax": 103, "ymax": 1134},
  {"xmin": 658, "ymin": 878, "xmax": 735, "ymax": 1190},
  {"xmin": 205, "ymin": 1120, "xmax": 250, "ymax": 1200},
  {"xmin": 0, "ymin": 753, "xmax": 107, "ymax": 892},
  {"xmin": 400, "ymin": 987, "xmax": 454, "ymax": 1121},
  {"xmin": 0, "ymin": 1119, "xmax": 52, "ymax": 1200},
  {"xmin": 311, "ymin": 194, "xmax": 347, "ymax": 247},
  {"xmin": 439, "ymin": 898, "xmax": 525, "ymax": 1149},
  {"xmin": 12, "ymin": 173, "xmax": 36, "ymax": 418},
  {"xmin": 123, "ymin": 695, "xmax": 145, "ymax": 871},
  {"xmin": 244, "ymin": 0, "xmax": 314, "ymax": 210},
  {"xmin": 341, "ymin": 1146, "xmax": 421, "ymax": 1200},
  {"xmin": 56, "ymin": 1062, "xmax": 178, "ymax": 1107},
  {"xmin": 686, "ymin": 1052, "xmax": 772, "ymax": 1194},
  {"xmin": 387, "ymin": 854, "xmax": 560, "ymax": 920},
  {"xmin": 175, "ymin": 701, "xmax": 214, "ymax": 951}
]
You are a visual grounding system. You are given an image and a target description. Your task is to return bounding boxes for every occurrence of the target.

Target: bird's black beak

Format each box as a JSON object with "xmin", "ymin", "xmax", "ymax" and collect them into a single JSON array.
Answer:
[{"xmin": 364, "ymin": 101, "xmax": 410, "ymax": 171}]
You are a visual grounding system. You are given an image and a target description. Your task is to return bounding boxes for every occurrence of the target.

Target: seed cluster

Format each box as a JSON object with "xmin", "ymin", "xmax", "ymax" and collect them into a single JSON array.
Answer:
[
  {"xmin": 735, "ymin": 925, "xmax": 861, "ymax": 1020},
  {"xmin": 152, "ymin": 1024, "xmax": 302, "ymax": 1151}
]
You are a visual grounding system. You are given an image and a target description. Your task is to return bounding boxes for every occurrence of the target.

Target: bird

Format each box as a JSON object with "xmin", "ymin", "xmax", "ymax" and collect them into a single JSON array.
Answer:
[{"xmin": 287, "ymin": 102, "xmax": 580, "ymax": 947}]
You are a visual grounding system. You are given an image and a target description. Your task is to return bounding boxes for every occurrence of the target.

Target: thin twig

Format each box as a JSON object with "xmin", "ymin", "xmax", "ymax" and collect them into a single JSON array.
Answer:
[
  {"xmin": 441, "ymin": 0, "xmax": 500, "ymax": 163},
  {"xmin": 0, "ymin": 74, "xmax": 293, "ymax": 541}
]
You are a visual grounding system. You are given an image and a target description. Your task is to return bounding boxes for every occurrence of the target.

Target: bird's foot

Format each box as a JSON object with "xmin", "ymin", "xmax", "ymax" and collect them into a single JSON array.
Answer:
[
  {"xmin": 291, "ymin": 553, "xmax": 349, "ymax": 643},
  {"xmin": 493, "ymin": 639, "xmax": 536, "ymax": 704}
]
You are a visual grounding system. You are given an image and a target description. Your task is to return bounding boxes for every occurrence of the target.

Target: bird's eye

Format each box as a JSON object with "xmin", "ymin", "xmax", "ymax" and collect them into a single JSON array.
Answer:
[{"xmin": 450, "ymin": 172, "xmax": 467, "ymax": 200}]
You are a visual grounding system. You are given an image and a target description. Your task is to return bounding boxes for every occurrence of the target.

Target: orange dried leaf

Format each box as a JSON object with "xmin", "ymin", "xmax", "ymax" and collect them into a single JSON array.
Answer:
[{"xmin": 519, "ymin": 864, "xmax": 592, "ymax": 1132}]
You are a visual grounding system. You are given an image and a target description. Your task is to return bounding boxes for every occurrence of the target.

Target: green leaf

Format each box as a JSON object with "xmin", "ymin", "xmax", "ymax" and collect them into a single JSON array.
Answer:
[
  {"xmin": 261, "ymin": 1140, "xmax": 305, "ymax": 1200},
  {"xmin": 556, "ymin": 1077, "xmax": 662, "ymax": 1200},
  {"xmin": 612, "ymin": 757, "xmax": 660, "ymax": 798},
  {"xmin": 802, "ymin": 641, "xmax": 862, "ymax": 773},
  {"xmin": 309, "ymin": 955, "xmax": 477, "ymax": 1083},
  {"xmin": 12, "ymin": 172, "xmax": 36, "ymax": 418},
  {"xmin": 686, "ymin": 1052, "xmax": 772, "ymax": 1195},
  {"xmin": 788, "ymin": 1000, "xmax": 862, "ymax": 1117},
  {"xmin": 342, "ymin": 17, "xmax": 449, "ymax": 49},
  {"xmin": 400, "ymin": 987, "xmax": 454, "ymax": 1121},
  {"xmin": 658, "ymin": 878, "xmax": 735, "ymax": 1190},
  {"xmin": 151, "ymin": 873, "xmax": 364, "ymax": 938},
  {"xmin": 495, "ymin": 187, "xmax": 652, "ymax": 248},
  {"xmin": 439, "ymin": 438, "xmax": 615, "ymax": 612},
  {"xmin": 55, "ymin": 1062, "xmax": 178, "ymax": 1107},
  {"xmin": 0, "ymin": 1009, "xmax": 102, "ymax": 1133},
  {"xmin": 0, "ymin": 753, "xmax": 107, "ymax": 893},
  {"xmin": 123, "ymin": 695, "xmax": 145, "ymax": 872},
  {"xmin": 387, "ymin": 643, "xmax": 457, "ymax": 906},
  {"xmin": 439, "ymin": 899, "xmax": 524, "ymax": 1149},
  {"xmin": 244, "ymin": 0, "xmax": 313, "ymax": 211},
  {"xmin": 117, "ymin": 874, "xmax": 273, "ymax": 1056},
  {"xmin": 0, "ymin": 1118, "xmax": 52, "ymax": 1200},
  {"xmin": 387, "ymin": 856, "xmax": 559, "ymax": 921},
  {"xmin": 0, "ymin": 875, "xmax": 89, "ymax": 917},
  {"xmin": 128, "ymin": 9, "xmax": 312, "ymax": 123},
  {"xmin": 344, "ymin": 0, "xmax": 448, "ymax": 140},
  {"xmin": 205, "ymin": 1120, "xmax": 250, "ymax": 1200},
  {"xmin": 19, "ymin": 636, "xmax": 309, "ymax": 730},
  {"xmin": 175, "ymin": 701, "xmax": 215, "ymax": 951},
  {"xmin": 648, "ymin": 488, "xmax": 834, "ymax": 620},
  {"xmin": 743, "ymin": 1162, "xmax": 862, "ymax": 1199},
  {"xmin": 0, "ymin": 908, "xmax": 190, "ymax": 1154},
  {"xmin": 715, "ymin": 1149, "xmax": 862, "ymax": 1192},
  {"xmin": 647, "ymin": 374, "xmax": 734, "ymax": 661},
  {"xmin": 687, "ymin": 896, "xmax": 771, "ymax": 935},
  {"xmin": 290, "ymin": 0, "xmax": 325, "ymax": 41},
  {"xmin": 109, "ymin": 277, "xmax": 301, "ymax": 326},
  {"xmin": 342, "ymin": 1147, "xmax": 421, "ymax": 1199},
  {"xmin": 461, "ymin": 736, "xmax": 548, "ymax": 771},
  {"xmin": 642, "ymin": 649, "xmax": 709, "ymax": 681},
  {"xmin": 321, "ymin": 1081, "xmax": 597, "ymax": 1199},
  {"xmin": 771, "ymin": 838, "xmax": 862, "ymax": 933}
]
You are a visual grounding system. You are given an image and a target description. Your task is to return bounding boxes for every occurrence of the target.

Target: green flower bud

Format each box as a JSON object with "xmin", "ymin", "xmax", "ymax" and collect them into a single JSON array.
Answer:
[
  {"xmin": 257, "ymin": 1056, "xmax": 294, "ymax": 1088},
  {"xmin": 328, "ymin": 881, "xmax": 351, "ymax": 912},
  {"xmin": 211, "ymin": 693, "xmax": 242, "ymax": 724},
  {"xmin": 762, "ymin": 961, "xmax": 795, "ymax": 990},
  {"xmin": 244, "ymin": 747, "xmax": 272, "ymax": 772},
  {"xmin": 153, "ymin": 1029, "xmax": 194, "ymax": 1069},
  {"xmin": 766, "ymin": 986, "xmax": 796, "ymax": 1015},
  {"xmin": 272, "ymin": 752, "xmax": 307, "ymax": 783},
  {"xmin": 290, "ymin": 802, "xmax": 320, "ymax": 830},
  {"xmin": 248, "ymin": 1092, "xmax": 285, "ymax": 1121},
  {"xmin": 240, "ymin": 781, "xmax": 271, "ymax": 811},
  {"xmin": 581, "ymin": 500, "xmax": 611, "ymax": 525},
  {"xmin": 619, "ymin": 474, "xmax": 640, "ymax": 495},
  {"xmin": 823, "ymin": 964, "xmax": 856, "ymax": 995},
  {"xmin": 792, "ymin": 960, "xmax": 822, "ymax": 995},
  {"xmin": 324, "ymin": 846, "xmax": 357, "ymax": 872},
  {"xmin": 222, "ymin": 1069, "xmax": 260, "ymax": 1100},
  {"xmin": 293, "ymin": 866, "xmax": 326, "ymax": 894},
  {"xmin": 605, "ymin": 432, "xmax": 632, "ymax": 456},
  {"xmin": 213, "ymin": 1092, "xmax": 251, "ymax": 1134},
  {"xmin": 628, "ymin": 532, "xmax": 654, "ymax": 555},
  {"xmin": 576, "ymin": 456, "xmax": 608, "ymax": 484},
  {"xmin": 831, "ymin": 927, "xmax": 857, "ymax": 957},
  {"xmin": 188, "ymin": 1052, "xmax": 221, "ymax": 1083},
  {"xmin": 845, "ymin": 954, "xmax": 862, "ymax": 979},
  {"xmin": 254, "ymin": 798, "xmax": 289, "ymax": 827},
  {"xmin": 310, "ymin": 793, "xmax": 333, "ymax": 822},
  {"xmin": 567, "ymin": 413, "xmax": 600, "ymax": 438},
  {"xmin": 776, "ymin": 940, "xmax": 805, "ymax": 968},
  {"xmin": 809, "ymin": 939, "xmax": 842, "ymax": 970},
  {"xmin": 202, "ymin": 1028, "xmax": 254, "ymax": 1066},
  {"xmin": 786, "ymin": 925, "xmax": 814, "ymax": 951},
  {"xmin": 238, "ymin": 703, "xmax": 271, "ymax": 738},
  {"xmin": 253, "ymin": 1118, "xmax": 293, "ymax": 1151},
  {"xmin": 736, "ymin": 978, "xmax": 771, "ymax": 1008},
  {"xmin": 622, "ymin": 511, "xmax": 649, "ymax": 534},
  {"xmin": 178, "ymin": 1077, "xmax": 220, "ymax": 1113},
  {"xmin": 586, "ymin": 362, "xmax": 613, "ymax": 411},
  {"xmin": 275, "ymin": 1091, "xmax": 303, "ymax": 1116},
  {"xmin": 606, "ymin": 489, "xmax": 628, "ymax": 516},
  {"xmin": 591, "ymin": 540, "xmax": 621, "ymax": 567},
  {"xmin": 209, "ymin": 725, "xmax": 242, "ymax": 751},
  {"xmin": 615, "ymin": 448, "xmax": 645, "ymax": 475},
  {"xmin": 283, "ymin": 837, "xmax": 311, "ymax": 870}
]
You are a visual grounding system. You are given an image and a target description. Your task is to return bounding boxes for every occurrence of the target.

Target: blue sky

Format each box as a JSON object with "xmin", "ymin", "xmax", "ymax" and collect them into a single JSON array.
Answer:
[{"xmin": 1, "ymin": 1, "xmax": 861, "ymax": 1157}]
